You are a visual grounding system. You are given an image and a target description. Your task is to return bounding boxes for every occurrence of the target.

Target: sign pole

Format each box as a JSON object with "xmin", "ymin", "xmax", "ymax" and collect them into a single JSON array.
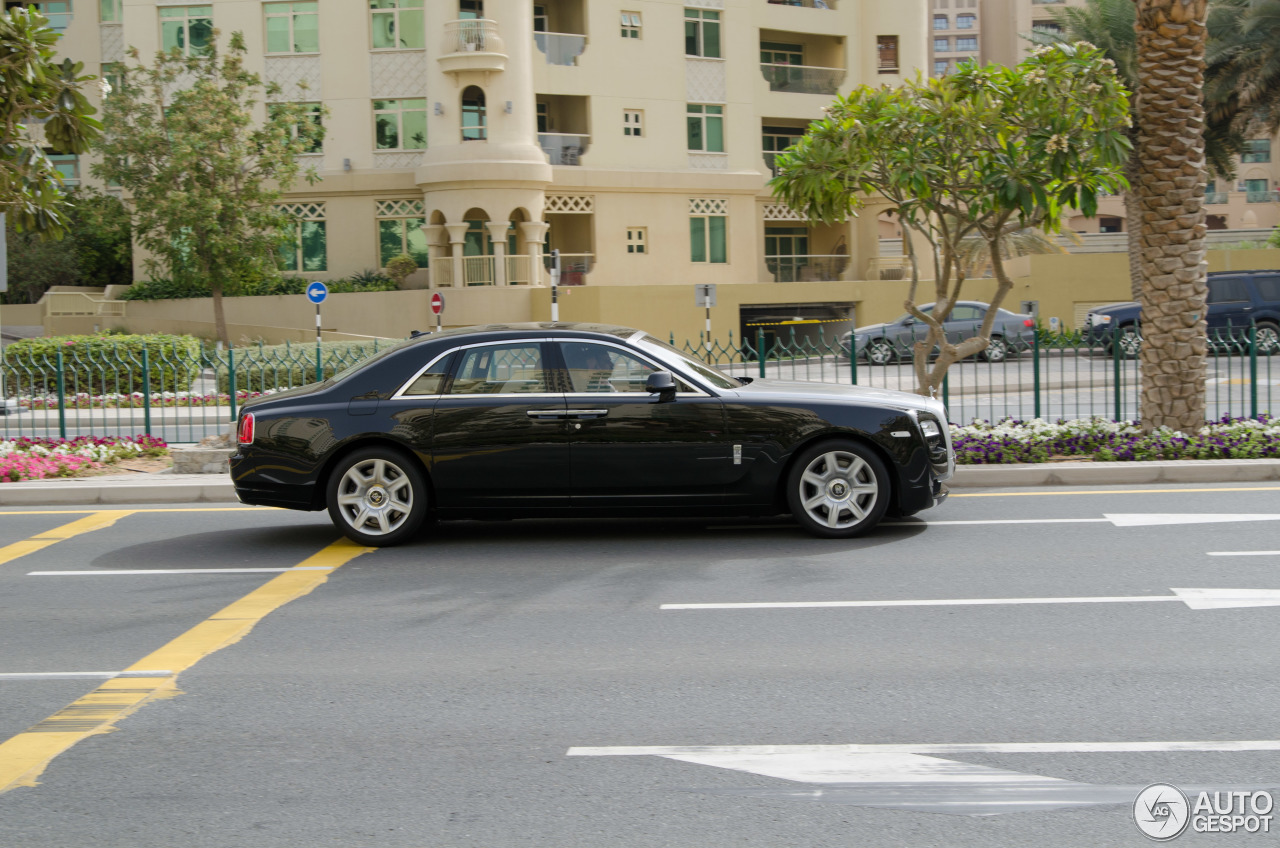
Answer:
[
  {"xmin": 315, "ymin": 302, "xmax": 322, "ymax": 346},
  {"xmin": 550, "ymin": 248, "xmax": 560, "ymax": 323}
]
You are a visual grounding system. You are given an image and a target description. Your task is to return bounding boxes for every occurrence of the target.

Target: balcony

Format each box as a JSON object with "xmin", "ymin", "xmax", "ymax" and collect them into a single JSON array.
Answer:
[
  {"xmin": 766, "ymin": 255, "xmax": 850, "ymax": 282},
  {"xmin": 867, "ymin": 256, "xmax": 911, "ymax": 280},
  {"xmin": 1205, "ymin": 191, "xmax": 1229, "ymax": 204},
  {"xmin": 534, "ymin": 32, "xmax": 587, "ymax": 66},
  {"xmin": 761, "ymin": 63, "xmax": 845, "ymax": 95},
  {"xmin": 539, "ymin": 132, "xmax": 589, "ymax": 166},
  {"xmin": 438, "ymin": 19, "xmax": 507, "ymax": 77},
  {"xmin": 433, "ymin": 255, "xmax": 543, "ymax": 288},
  {"xmin": 766, "ymin": 0, "xmax": 838, "ymax": 7},
  {"xmin": 1246, "ymin": 190, "xmax": 1279, "ymax": 203},
  {"xmin": 543, "ymin": 253, "xmax": 595, "ymax": 285}
]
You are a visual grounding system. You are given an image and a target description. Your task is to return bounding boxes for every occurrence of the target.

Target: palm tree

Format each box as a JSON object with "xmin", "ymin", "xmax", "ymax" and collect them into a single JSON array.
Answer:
[
  {"xmin": 1132, "ymin": 0, "xmax": 1210, "ymax": 433},
  {"xmin": 955, "ymin": 226, "xmax": 1080, "ymax": 279},
  {"xmin": 1207, "ymin": 0, "xmax": 1280, "ymax": 135}
]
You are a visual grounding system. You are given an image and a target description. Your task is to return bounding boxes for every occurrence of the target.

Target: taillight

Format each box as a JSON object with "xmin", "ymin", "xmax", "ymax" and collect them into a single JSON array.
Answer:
[
  {"xmin": 238, "ymin": 413, "xmax": 255, "ymax": 445},
  {"xmin": 1023, "ymin": 319, "xmax": 1035, "ymax": 328}
]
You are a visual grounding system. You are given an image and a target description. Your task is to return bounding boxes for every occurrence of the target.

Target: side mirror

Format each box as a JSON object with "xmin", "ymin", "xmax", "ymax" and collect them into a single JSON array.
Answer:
[{"xmin": 646, "ymin": 371, "xmax": 677, "ymax": 402}]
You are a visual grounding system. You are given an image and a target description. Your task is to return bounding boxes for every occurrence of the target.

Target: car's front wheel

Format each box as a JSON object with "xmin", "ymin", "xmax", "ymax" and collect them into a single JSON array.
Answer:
[
  {"xmin": 1256, "ymin": 321, "xmax": 1280, "ymax": 356},
  {"xmin": 326, "ymin": 446, "xmax": 427, "ymax": 546},
  {"xmin": 865, "ymin": 339, "xmax": 896, "ymax": 366},
  {"xmin": 981, "ymin": 335, "xmax": 1008, "ymax": 363},
  {"xmin": 786, "ymin": 439, "xmax": 890, "ymax": 538}
]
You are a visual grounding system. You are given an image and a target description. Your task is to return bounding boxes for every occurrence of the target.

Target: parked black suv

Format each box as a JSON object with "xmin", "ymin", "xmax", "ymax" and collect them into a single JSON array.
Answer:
[{"xmin": 1083, "ymin": 270, "xmax": 1280, "ymax": 355}]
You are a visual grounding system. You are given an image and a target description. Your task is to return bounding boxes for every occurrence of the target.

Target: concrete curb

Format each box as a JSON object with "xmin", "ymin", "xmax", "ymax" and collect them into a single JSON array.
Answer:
[{"xmin": 1, "ymin": 459, "xmax": 1279, "ymax": 507}]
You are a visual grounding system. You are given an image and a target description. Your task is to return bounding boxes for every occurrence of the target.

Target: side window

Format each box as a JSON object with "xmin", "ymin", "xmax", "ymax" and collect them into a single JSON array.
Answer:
[
  {"xmin": 949, "ymin": 306, "xmax": 983, "ymax": 321},
  {"xmin": 560, "ymin": 343, "xmax": 691, "ymax": 394},
  {"xmin": 1208, "ymin": 278, "xmax": 1250, "ymax": 303},
  {"xmin": 448, "ymin": 344, "xmax": 547, "ymax": 395},
  {"xmin": 402, "ymin": 352, "xmax": 454, "ymax": 396},
  {"xmin": 1252, "ymin": 275, "xmax": 1280, "ymax": 303}
]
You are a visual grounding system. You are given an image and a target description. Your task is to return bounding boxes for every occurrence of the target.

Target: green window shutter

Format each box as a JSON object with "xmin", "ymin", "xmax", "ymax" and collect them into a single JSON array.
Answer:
[
  {"xmin": 690, "ymin": 217, "xmax": 707, "ymax": 262},
  {"xmin": 708, "ymin": 216, "xmax": 727, "ymax": 263},
  {"xmin": 302, "ymin": 221, "xmax": 327, "ymax": 271}
]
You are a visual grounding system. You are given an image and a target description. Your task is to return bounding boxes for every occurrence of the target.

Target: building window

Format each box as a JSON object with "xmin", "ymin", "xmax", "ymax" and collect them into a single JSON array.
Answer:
[
  {"xmin": 760, "ymin": 41, "xmax": 803, "ymax": 66},
  {"xmin": 265, "ymin": 2, "xmax": 318, "ymax": 54},
  {"xmin": 621, "ymin": 10, "xmax": 641, "ymax": 38},
  {"xmin": 279, "ymin": 204, "xmax": 327, "ymax": 272},
  {"xmin": 687, "ymin": 104, "xmax": 724, "ymax": 152},
  {"xmin": 269, "ymin": 102, "xmax": 323, "ymax": 153},
  {"xmin": 955, "ymin": 36, "xmax": 977, "ymax": 50},
  {"xmin": 934, "ymin": 59, "xmax": 949, "ymax": 75},
  {"xmin": 374, "ymin": 98, "xmax": 428, "ymax": 150},
  {"xmin": 461, "ymin": 86, "xmax": 486, "ymax": 141},
  {"xmin": 1030, "ymin": 19, "xmax": 1058, "ymax": 34},
  {"xmin": 689, "ymin": 216, "xmax": 727, "ymax": 263},
  {"xmin": 933, "ymin": 15, "xmax": 948, "ymax": 29},
  {"xmin": 533, "ymin": 3, "xmax": 547, "ymax": 31},
  {"xmin": 47, "ymin": 153, "xmax": 79, "ymax": 185},
  {"xmin": 1242, "ymin": 139, "xmax": 1272, "ymax": 163},
  {"xmin": 100, "ymin": 62, "xmax": 122, "ymax": 95},
  {"xmin": 957, "ymin": 14, "xmax": 976, "ymax": 28},
  {"xmin": 370, "ymin": 0, "xmax": 424, "ymax": 50},
  {"xmin": 459, "ymin": 0, "xmax": 483, "ymax": 19},
  {"xmin": 536, "ymin": 101, "xmax": 549, "ymax": 133},
  {"xmin": 934, "ymin": 37, "xmax": 949, "ymax": 51},
  {"xmin": 684, "ymin": 9, "xmax": 720, "ymax": 58},
  {"xmin": 877, "ymin": 35, "xmax": 899, "ymax": 72},
  {"xmin": 100, "ymin": 0, "xmax": 121, "ymax": 23},
  {"xmin": 160, "ymin": 6, "xmax": 213, "ymax": 57},
  {"xmin": 623, "ymin": 109, "xmax": 643, "ymax": 137},
  {"xmin": 377, "ymin": 202, "xmax": 430, "ymax": 267},
  {"xmin": 627, "ymin": 227, "xmax": 647, "ymax": 254}
]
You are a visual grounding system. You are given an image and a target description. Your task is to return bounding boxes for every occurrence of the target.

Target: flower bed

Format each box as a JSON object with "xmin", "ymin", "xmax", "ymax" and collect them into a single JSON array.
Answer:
[
  {"xmin": 953, "ymin": 415, "xmax": 1280, "ymax": 464},
  {"xmin": 18, "ymin": 391, "xmax": 271, "ymax": 410},
  {"xmin": 0, "ymin": 436, "xmax": 169, "ymax": 482}
]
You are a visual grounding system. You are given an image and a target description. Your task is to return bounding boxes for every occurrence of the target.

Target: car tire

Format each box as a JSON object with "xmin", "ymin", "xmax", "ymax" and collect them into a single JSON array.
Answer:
[
  {"xmin": 981, "ymin": 335, "xmax": 1008, "ymax": 363},
  {"xmin": 1255, "ymin": 322, "xmax": 1280, "ymax": 356},
  {"xmin": 866, "ymin": 339, "xmax": 896, "ymax": 366},
  {"xmin": 1114, "ymin": 325, "xmax": 1142, "ymax": 358},
  {"xmin": 786, "ymin": 439, "xmax": 890, "ymax": 539},
  {"xmin": 326, "ymin": 446, "xmax": 428, "ymax": 547}
]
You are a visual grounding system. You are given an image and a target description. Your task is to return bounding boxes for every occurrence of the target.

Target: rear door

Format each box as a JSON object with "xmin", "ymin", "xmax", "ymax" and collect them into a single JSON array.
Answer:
[{"xmin": 1206, "ymin": 276, "xmax": 1254, "ymax": 342}]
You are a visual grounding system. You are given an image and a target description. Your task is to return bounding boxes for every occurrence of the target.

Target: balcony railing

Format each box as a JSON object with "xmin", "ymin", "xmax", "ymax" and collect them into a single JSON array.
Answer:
[
  {"xmin": 766, "ymin": 255, "xmax": 850, "ymax": 282},
  {"xmin": 534, "ymin": 31, "xmax": 587, "ymax": 66},
  {"xmin": 1205, "ymin": 191, "xmax": 1229, "ymax": 204},
  {"xmin": 761, "ymin": 63, "xmax": 846, "ymax": 95},
  {"xmin": 443, "ymin": 19, "xmax": 499, "ymax": 53},
  {"xmin": 506, "ymin": 255, "xmax": 538, "ymax": 286},
  {"xmin": 766, "ymin": 0, "xmax": 837, "ymax": 8},
  {"xmin": 867, "ymin": 255, "xmax": 911, "ymax": 280},
  {"xmin": 462, "ymin": 256, "xmax": 496, "ymax": 286},
  {"xmin": 1246, "ymin": 190, "xmax": 1279, "ymax": 203},
  {"xmin": 543, "ymin": 253, "xmax": 595, "ymax": 285},
  {"xmin": 538, "ymin": 132, "xmax": 589, "ymax": 165}
]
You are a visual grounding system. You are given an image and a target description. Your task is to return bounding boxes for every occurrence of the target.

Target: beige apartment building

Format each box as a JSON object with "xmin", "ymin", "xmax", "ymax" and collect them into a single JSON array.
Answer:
[{"xmin": 28, "ymin": 0, "xmax": 936, "ymax": 337}]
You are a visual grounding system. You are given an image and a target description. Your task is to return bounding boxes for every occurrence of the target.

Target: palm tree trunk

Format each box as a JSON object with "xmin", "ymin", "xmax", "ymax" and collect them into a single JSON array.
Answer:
[
  {"xmin": 1133, "ymin": 0, "xmax": 1210, "ymax": 433},
  {"xmin": 1124, "ymin": 155, "xmax": 1143, "ymax": 302}
]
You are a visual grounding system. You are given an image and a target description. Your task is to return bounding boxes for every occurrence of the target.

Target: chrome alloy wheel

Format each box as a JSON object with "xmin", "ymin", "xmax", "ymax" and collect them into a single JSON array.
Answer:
[
  {"xmin": 797, "ymin": 449, "xmax": 880, "ymax": 530},
  {"xmin": 335, "ymin": 457, "xmax": 415, "ymax": 536}
]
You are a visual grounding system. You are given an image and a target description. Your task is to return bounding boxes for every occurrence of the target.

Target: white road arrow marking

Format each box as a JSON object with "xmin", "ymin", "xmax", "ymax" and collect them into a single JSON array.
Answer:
[{"xmin": 661, "ymin": 588, "xmax": 1280, "ymax": 612}]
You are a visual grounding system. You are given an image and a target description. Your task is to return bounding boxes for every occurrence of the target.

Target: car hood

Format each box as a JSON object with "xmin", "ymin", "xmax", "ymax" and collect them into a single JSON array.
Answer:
[
  {"xmin": 726, "ymin": 378, "xmax": 947, "ymax": 417},
  {"xmin": 1091, "ymin": 301, "xmax": 1139, "ymax": 313}
]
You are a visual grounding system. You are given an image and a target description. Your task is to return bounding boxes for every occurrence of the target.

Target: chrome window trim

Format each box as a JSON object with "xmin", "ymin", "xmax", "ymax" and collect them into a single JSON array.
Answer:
[{"xmin": 549, "ymin": 337, "xmax": 712, "ymax": 398}]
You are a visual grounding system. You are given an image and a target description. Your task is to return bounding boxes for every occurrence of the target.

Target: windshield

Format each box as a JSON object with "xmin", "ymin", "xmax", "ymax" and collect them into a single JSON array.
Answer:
[{"xmin": 633, "ymin": 334, "xmax": 743, "ymax": 389}]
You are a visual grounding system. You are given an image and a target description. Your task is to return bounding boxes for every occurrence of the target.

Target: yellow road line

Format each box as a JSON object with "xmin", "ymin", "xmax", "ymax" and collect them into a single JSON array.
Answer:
[
  {"xmin": 0, "ymin": 538, "xmax": 374, "ymax": 796},
  {"xmin": 0, "ymin": 511, "xmax": 132, "ymax": 567},
  {"xmin": 0, "ymin": 507, "xmax": 270, "ymax": 516},
  {"xmin": 951, "ymin": 486, "xmax": 1280, "ymax": 498}
]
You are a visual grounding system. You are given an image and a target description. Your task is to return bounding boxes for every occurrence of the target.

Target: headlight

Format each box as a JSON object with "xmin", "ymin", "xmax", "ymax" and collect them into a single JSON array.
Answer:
[
  {"xmin": 1091, "ymin": 313, "xmax": 1111, "ymax": 324},
  {"xmin": 919, "ymin": 419, "xmax": 941, "ymax": 439}
]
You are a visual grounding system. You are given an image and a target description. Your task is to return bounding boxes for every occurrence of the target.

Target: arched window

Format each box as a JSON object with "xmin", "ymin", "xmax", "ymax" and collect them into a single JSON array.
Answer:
[{"xmin": 461, "ymin": 86, "xmax": 487, "ymax": 141}]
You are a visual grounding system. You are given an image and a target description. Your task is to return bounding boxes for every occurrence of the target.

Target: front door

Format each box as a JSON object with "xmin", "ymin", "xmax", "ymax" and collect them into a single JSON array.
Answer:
[
  {"xmin": 555, "ymin": 341, "xmax": 734, "ymax": 509},
  {"xmin": 1206, "ymin": 276, "xmax": 1254, "ymax": 341},
  {"xmin": 429, "ymin": 341, "xmax": 569, "ymax": 509}
]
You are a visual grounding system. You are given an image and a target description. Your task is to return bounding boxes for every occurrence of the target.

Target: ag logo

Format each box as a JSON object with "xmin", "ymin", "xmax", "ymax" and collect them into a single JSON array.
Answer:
[{"xmin": 1135, "ymin": 783, "xmax": 1191, "ymax": 841}]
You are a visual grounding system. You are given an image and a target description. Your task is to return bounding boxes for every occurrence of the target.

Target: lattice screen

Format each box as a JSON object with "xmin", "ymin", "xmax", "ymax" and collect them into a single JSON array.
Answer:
[
  {"xmin": 545, "ymin": 195, "xmax": 594, "ymax": 214},
  {"xmin": 688, "ymin": 198, "xmax": 729, "ymax": 216},
  {"xmin": 376, "ymin": 200, "xmax": 426, "ymax": 218},
  {"xmin": 761, "ymin": 203, "xmax": 804, "ymax": 221},
  {"xmin": 277, "ymin": 202, "xmax": 326, "ymax": 220}
]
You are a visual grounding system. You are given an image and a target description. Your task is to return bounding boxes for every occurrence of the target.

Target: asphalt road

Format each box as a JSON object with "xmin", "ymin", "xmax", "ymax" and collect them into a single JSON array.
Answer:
[{"xmin": 3, "ymin": 486, "xmax": 1280, "ymax": 846}]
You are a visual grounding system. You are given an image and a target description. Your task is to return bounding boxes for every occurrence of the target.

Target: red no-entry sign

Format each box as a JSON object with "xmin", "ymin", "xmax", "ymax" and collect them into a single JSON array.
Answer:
[{"xmin": 430, "ymin": 292, "xmax": 446, "ymax": 315}]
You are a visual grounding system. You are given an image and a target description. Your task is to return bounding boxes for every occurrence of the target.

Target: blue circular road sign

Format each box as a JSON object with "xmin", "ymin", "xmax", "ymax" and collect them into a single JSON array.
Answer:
[{"xmin": 306, "ymin": 281, "xmax": 328, "ymax": 304}]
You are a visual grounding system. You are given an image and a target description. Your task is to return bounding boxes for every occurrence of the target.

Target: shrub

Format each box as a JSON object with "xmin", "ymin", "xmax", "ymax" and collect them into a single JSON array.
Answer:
[
  {"xmin": 120, "ymin": 272, "xmax": 398, "ymax": 301},
  {"xmin": 214, "ymin": 339, "xmax": 390, "ymax": 393},
  {"xmin": 385, "ymin": 254, "xmax": 418, "ymax": 287},
  {"xmin": 118, "ymin": 278, "xmax": 209, "ymax": 301},
  {"xmin": 3, "ymin": 334, "xmax": 204, "ymax": 396}
]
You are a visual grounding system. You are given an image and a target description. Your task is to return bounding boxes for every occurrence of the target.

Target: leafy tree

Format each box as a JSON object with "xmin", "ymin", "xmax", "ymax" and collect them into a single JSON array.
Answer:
[
  {"xmin": 1207, "ymin": 0, "xmax": 1280, "ymax": 136},
  {"xmin": 0, "ymin": 5, "xmax": 101, "ymax": 236},
  {"xmin": 772, "ymin": 43, "xmax": 1130, "ymax": 397},
  {"xmin": 92, "ymin": 31, "xmax": 324, "ymax": 346},
  {"xmin": 2, "ymin": 187, "xmax": 132, "ymax": 303},
  {"xmin": 1132, "ymin": 0, "xmax": 1211, "ymax": 433}
]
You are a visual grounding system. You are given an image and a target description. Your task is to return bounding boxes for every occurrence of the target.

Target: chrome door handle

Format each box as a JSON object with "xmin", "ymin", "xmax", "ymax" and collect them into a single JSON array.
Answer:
[
  {"xmin": 566, "ymin": 409, "xmax": 609, "ymax": 419},
  {"xmin": 526, "ymin": 410, "xmax": 567, "ymax": 420}
]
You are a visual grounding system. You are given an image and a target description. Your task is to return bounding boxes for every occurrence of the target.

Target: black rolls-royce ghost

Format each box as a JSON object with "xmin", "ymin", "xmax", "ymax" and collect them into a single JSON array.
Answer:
[{"xmin": 230, "ymin": 323, "xmax": 954, "ymax": 545}]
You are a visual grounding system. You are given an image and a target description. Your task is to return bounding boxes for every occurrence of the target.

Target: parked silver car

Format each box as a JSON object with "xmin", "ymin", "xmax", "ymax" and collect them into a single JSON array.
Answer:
[{"xmin": 842, "ymin": 301, "xmax": 1037, "ymax": 365}]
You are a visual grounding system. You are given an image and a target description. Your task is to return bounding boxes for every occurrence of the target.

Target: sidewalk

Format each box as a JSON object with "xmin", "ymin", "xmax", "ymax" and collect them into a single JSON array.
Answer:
[{"xmin": 2, "ymin": 460, "xmax": 1279, "ymax": 507}]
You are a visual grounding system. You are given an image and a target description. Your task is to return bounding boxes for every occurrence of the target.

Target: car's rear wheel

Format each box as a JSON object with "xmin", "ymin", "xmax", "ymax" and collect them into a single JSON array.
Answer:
[
  {"xmin": 1256, "ymin": 321, "xmax": 1280, "ymax": 356},
  {"xmin": 786, "ymin": 440, "xmax": 890, "ymax": 538},
  {"xmin": 866, "ymin": 339, "xmax": 896, "ymax": 366},
  {"xmin": 981, "ymin": 335, "xmax": 1008, "ymax": 363},
  {"xmin": 326, "ymin": 446, "xmax": 427, "ymax": 547},
  {"xmin": 1110, "ymin": 324, "xmax": 1142, "ymax": 358}
]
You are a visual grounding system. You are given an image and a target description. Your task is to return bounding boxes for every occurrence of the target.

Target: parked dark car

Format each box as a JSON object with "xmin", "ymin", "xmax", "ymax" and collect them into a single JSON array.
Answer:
[
  {"xmin": 230, "ymin": 323, "xmax": 954, "ymax": 546},
  {"xmin": 841, "ymin": 301, "xmax": 1037, "ymax": 365},
  {"xmin": 1083, "ymin": 270, "xmax": 1280, "ymax": 355}
]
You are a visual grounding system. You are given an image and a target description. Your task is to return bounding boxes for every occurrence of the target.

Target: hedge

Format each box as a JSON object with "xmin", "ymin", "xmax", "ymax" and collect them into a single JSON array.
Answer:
[
  {"xmin": 120, "ymin": 273, "xmax": 397, "ymax": 301},
  {"xmin": 3, "ymin": 334, "xmax": 204, "ymax": 396},
  {"xmin": 214, "ymin": 339, "xmax": 388, "ymax": 394}
]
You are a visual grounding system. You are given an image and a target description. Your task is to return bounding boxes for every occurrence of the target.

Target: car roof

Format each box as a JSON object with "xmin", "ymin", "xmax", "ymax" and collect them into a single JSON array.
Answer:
[{"xmin": 410, "ymin": 322, "xmax": 640, "ymax": 344}]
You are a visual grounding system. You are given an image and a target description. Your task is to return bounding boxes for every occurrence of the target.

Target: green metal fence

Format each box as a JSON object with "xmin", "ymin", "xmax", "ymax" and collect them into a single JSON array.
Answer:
[
  {"xmin": 0, "ymin": 327, "xmax": 1273, "ymax": 444},
  {"xmin": 675, "ymin": 322, "xmax": 1276, "ymax": 425}
]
